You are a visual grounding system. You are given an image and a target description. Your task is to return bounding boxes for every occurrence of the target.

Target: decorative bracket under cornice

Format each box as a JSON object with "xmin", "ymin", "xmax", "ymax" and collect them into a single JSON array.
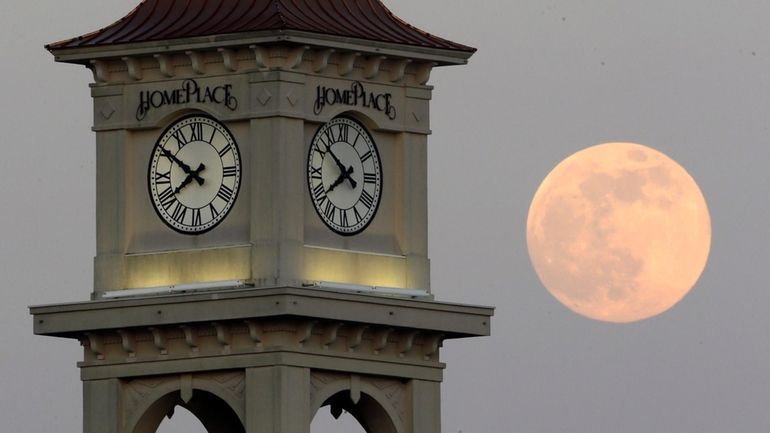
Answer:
[
  {"xmin": 75, "ymin": 317, "xmax": 448, "ymax": 367},
  {"xmin": 79, "ymin": 43, "xmax": 439, "ymax": 87}
]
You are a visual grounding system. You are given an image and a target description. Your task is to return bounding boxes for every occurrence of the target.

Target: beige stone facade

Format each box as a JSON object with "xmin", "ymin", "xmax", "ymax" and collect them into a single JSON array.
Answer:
[
  {"xmin": 75, "ymin": 37, "xmax": 468, "ymax": 295},
  {"xmin": 33, "ymin": 4, "xmax": 492, "ymax": 432},
  {"xmin": 33, "ymin": 287, "xmax": 492, "ymax": 433}
]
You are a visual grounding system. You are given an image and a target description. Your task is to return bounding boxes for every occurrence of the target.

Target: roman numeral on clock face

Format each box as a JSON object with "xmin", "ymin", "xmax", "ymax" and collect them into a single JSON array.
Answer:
[
  {"xmin": 217, "ymin": 184, "xmax": 234, "ymax": 202},
  {"xmin": 310, "ymin": 166, "xmax": 322, "ymax": 180},
  {"xmin": 324, "ymin": 128, "xmax": 336, "ymax": 145},
  {"xmin": 314, "ymin": 141, "xmax": 327, "ymax": 158},
  {"xmin": 307, "ymin": 117, "xmax": 381, "ymax": 236},
  {"xmin": 155, "ymin": 170, "xmax": 171, "ymax": 185},
  {"xmin": 189, "ymin": 122, "xmax": 204, "ymax": 142},
  {"xmin": 209, "ymin": 203, "xmax": 220, "ymax": 218},
  {"xmin": 360, "ymin": 190, "xmax": 375, "ymax": 208},
  {"xmin": 324, "ymin": 201, "xmax": 335, "ymax": 221},
  {"xmin": 158, "ymin": 187, "xmax": 177, "ymax": 209},
  {"xmin": 337, "ymin": 123, "xmax": 349, "ymax": 142},
  {"xmin": 172, "ymin": 129, "xmax": 188, "ymax": 149},
  {"xmin": 218, "ymin": 143, "xmax": 232, "ymax": 157},
  {"xmin": 191, "ymin": 208, "xmax": 202, "ymax": 226},
  {"xmin": 223, "ymin": 166, "xmax": 237, "ymax": 177},
  {"xmin": 312, "ymin": 183, "xmax": 326, "ymax": 201},
  {"xmin": 151, "ymin": 115, "xmax": 242, "ymax": 234},
  {"xmin": 171, "ymin": 202, "xmax": 188, "ymax": 223}
]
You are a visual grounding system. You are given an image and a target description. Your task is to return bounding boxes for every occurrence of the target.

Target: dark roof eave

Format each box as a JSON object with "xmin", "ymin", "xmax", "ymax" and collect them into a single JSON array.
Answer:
[{"xmin": 47, "ymin": 29, "xmax": 475, "ymax": 67}]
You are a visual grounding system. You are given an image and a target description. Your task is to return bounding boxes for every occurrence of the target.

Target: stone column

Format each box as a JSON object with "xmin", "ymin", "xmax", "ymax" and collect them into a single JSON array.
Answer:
[
  {"xmin": 83, "ymin": 378, "xmax": 121, "ymax": 433},
  {"xmin": 408, "ymin": 380, "xmax": 442, "ymax": 433},
  {"xmin": 245, "ymin": 366, "xmax": 311, "ymax": 433}
]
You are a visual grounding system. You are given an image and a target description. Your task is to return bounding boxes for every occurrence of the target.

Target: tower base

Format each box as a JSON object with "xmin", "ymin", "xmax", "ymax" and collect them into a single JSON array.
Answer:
[{"xmin": 31, "ymin": 287, "xmax": 493, "ymax": 433}]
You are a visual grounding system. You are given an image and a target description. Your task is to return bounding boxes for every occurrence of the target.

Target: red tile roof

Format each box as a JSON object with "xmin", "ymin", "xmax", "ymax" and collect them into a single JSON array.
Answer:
[{"xmin": 47, "ymin": 0, "xmax": 474, "ymax": 53}]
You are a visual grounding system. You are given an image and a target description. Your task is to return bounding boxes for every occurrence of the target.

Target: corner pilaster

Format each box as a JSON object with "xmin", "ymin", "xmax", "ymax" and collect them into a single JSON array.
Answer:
[
  {"xmin": 246, "ymin": 366, "xmax": 311, "ymax": 433},
  {"xmin": 84, "ymin": 378, "xmax": 121, "ymax": 433}
]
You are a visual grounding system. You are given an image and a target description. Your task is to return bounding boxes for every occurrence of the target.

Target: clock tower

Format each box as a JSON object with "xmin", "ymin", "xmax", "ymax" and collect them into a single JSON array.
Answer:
[{"xmin": 31, "ymin": 2, "xmax": 494, "ymax": 433}]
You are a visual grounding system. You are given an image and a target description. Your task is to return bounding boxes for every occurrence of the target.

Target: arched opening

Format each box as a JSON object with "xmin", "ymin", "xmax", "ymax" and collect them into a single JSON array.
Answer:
[
  {"xmin": 311, "ymin": 391, "xmax": 397, "ymax": 433},
  {"xmin": 132, "ymin": 390, "xmax": 244, "ymax": 433},
  {"xmin": 156, "ymin": 406, "xmax": 206, "ymax": 433},
  {"xmin": 311, "ymin": 405, "xmax": 366, "ymax": 433}
]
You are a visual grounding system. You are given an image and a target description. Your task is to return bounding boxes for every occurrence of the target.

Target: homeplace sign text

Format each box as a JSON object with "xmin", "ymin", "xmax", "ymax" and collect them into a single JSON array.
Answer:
[
  {"xmin": 314, "ymin": 81, "xmax": 397, "ymax": 120},
  {"xmin": 136, "ymin": 80, "xmax": 238, "ymax": 120}
]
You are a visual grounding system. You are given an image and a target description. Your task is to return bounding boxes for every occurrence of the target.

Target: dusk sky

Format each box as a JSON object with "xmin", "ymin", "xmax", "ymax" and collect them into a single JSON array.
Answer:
[{"xmin": 2, "ymin": 1, "xmax": 770, "ymax": 432}]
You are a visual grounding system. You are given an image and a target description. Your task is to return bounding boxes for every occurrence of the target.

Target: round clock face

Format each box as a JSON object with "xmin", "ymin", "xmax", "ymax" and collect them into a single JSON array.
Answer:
[
  {"xmin": 307, "ymin": 117, "xmax": 383, "ymax": 236},
  {"xmin": 148, "ymin": 114, "xmax": 241, "ymax": 234}
]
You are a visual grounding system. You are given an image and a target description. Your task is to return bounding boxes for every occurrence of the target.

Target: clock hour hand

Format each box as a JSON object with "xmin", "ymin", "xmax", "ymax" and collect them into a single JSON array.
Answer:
[
  {"xmin": 173, "ymin": 163, "xmax": 206, "ymax": 194},
  {"xmin": 327, "ymin": 166, "xmax": 355, "ymax": 192},
  {"xmin": 161, "ymin": 148, "xmax": 205, "ymax": 185},
  {"xmin": 326, "ymin": 149, "xmax": 357, "ymax": 189},
  {"xmin": 343, "ymin": 168, "xmax": 357, "ymax": 189}
]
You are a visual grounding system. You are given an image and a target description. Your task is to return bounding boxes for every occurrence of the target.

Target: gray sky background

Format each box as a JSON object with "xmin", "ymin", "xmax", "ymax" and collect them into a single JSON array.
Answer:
[{"xmin": 2, "ymin": 1, "xmax": 770, "ymax": 432}]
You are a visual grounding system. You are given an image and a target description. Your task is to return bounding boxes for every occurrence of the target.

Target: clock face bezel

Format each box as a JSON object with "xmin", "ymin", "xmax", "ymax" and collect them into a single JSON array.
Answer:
[
  {"xmin": 307, "ymin": 116, "xmax": 383, "ymax": 236},
  {"xmin": 148, "ymin": 113, "xmax": 242, "ymax": 235}
]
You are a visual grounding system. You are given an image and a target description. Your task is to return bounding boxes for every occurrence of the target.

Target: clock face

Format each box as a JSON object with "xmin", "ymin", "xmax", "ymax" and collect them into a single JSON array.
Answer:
[
  {"xmin": 307, "ymin": 117, "xmax": 383, "ymax": 236},
  {"xmin": 148, "ymin": 114, "xmax": 242, "ymax": 234}
]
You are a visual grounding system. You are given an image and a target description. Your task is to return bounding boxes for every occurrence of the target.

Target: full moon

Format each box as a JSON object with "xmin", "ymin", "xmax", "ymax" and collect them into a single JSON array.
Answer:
[{"xmin": 526, "ymin": 143, "xmax": 711, "ymax": 323}]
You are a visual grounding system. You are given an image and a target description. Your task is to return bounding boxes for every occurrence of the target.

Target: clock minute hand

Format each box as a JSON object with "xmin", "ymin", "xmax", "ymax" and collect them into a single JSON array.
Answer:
[
  {"xmin": 326, "ymin": 149, "xmax": 357, "ymax": 189},
  {"xmin": 191, "ymin": 163, "xmax": 205, "ymax": 186},
  {"xmin": 161, "ymin": 148, "xmax": 205, "ymax": 185},
  {"xmin": 173, "ymin": 163, "xmax": 206, "ymax": 194},
  {"xmin": 327, "ymin": 148, "xmax": 347, "ymax": 173},
  {"xmin": 339, "ymin": 165, "xmax": 357, "ymax": 189},
  {"xmin": 327, "ymin": 166, "xmax": 355, "ymax": 193},
  {"xmin": 161, "ymin": 148, "xmax": 193, "ymax": 173}
]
